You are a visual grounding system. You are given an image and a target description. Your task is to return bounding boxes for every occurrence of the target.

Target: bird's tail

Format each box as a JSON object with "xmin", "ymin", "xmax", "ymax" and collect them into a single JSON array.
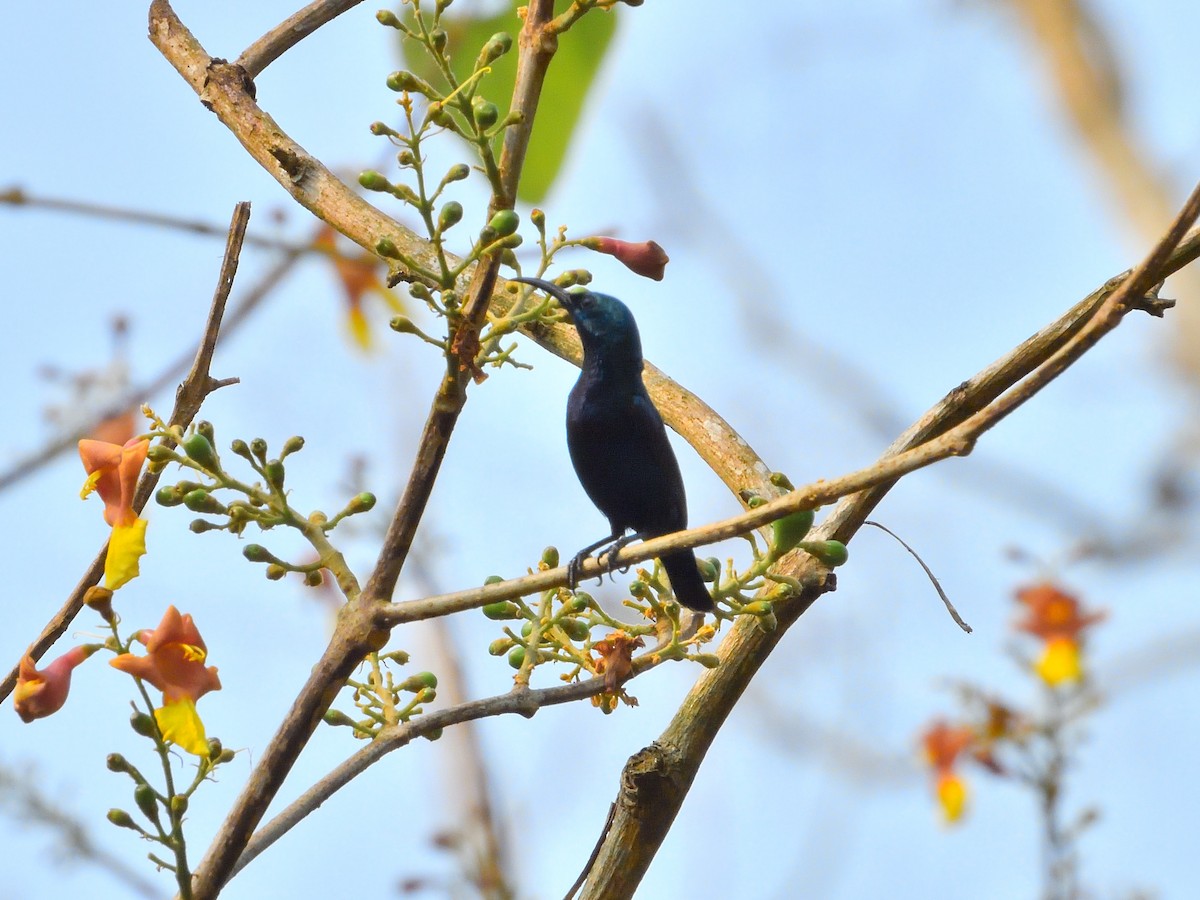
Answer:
[{"xmin": 660, "ymin": 549, "xmax": 714, "ymax": 612}]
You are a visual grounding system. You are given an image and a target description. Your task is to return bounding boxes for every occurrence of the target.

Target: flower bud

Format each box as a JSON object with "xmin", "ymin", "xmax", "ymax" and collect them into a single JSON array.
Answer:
[
  {"xmin": 183, "ymin": 489, "xmax": 226, "ymax": 514},
  {"xmin": 146, "ymin": 444, "xmax": 174, "ymax": 464},
  {"xmin": 266, "ymin": 564, "xmax": 287, "ymax": 580},
  {"xmin": 390, "ymin": 315, "xmax": 419, "ymax": 334},
  {"xmin": 243, "ymin": 544, "xmax": 272, "ymax": 563},
  {"xmin": 755, "ymin": 611, "xmax": 779, "ymax": 633},
  {"xmin": 472, "ymin": 98, "xmax": 499, "ymax": 129},
  {"xmin": 559, "ymin": 618, "xmax": 590, "ymax": 642},
  {"xmin": 487, "ymin": 209, "xmax": 519, "ymax": 237},
  {"xmin": 482, "ymin": 601, "xmax": 518, "ymax": 620},
  {"xmin": 85, "ymin": 585, "xmax": 116, "ymax": 623},
  {"xmin": 386, "ymin": 70, "xmax": 422, "ymax": 93},
  {"xmin": 134, "ymin": 784, "xmax": 160, "ymax": 823},
  {"xmin": 106, "ymin": 809, "xmax": 137, "ymax": 829},
  {"xmin": 182, "ymin": 433, "xmax": 219, "ymax": 472},
  {"xmin": 304, "ymin": 570, "xmax": 324, "ymax": 587},
  {"xmin": 692, "ymin": 653, "xmax": 721, "ymax": 668},
  {"xmin": 770, "ymin": 509, "xmax": 815, "ymax": 558},
  {"xmin": 507, "ymin": 646, "xmax": 526, "ymax": 669},
  {"xmin": 431, "ymin": 28, "xmax": 447, "ymax": 53},
  {"xmin": 376, "ymin": 9, "xmax": 403, "ymax": 28},
  {"xmin": 370, "ymin": 121, "xmax": 399, "ymax": 137},
  {"xmin": 445, "ymin": 163, "xmax": 470, "ymax": 183},
  {"xmin": 360, "ymin": 170, "xmax": 391, "ymax": 192},
  {"xmin": 106, "ymin": 753, "xmax": 132, "ymax": 773},
  {"xmin": 587, "ymin": 236, "xmax": 669, "ymax": 281},
  {"xmin": 155, "ymin": 486, "xmax": 182, "ymax": 507},
  {"xmin": 324, "ymin": 708, "xmax": 357, "ymax": 727},
  {"xmin": 129, "ymin": 711, "xmax": 156, "ymax": 737},
  {"xmin": 488, "ymin": 637, "xmax": 513, "ymax": 656},
  {"xmin": 481, "ymin": 32, "xmax": 512, "ymax": 63},
  {"xmin": 170, "ymin": 795, "xmax": 189, "ymax": 816},
  {"xmin": 376, "ymin": 238, "xmax": 401, "ymax": 259},
  {"xmin": 265, "ymin": 459, "xmax": 285, "ymax": 490},
  {"xmin": 541, "ymin": 546, "xmax": 559, "ymax": 568},
  {"xmin": 797, "ymin": 540, "xmax": 849, "ymax": 567},
  {"xmin": 740, "ymin": 600, "xmax": 773, "ymax": 617},
  {"xmin": 190, "ymin": 519, "xmax": 220, "ymax": 534},
  {"xmin": 281, "ymin": 436, "xmax": 305, "ymax": 456},
  {"xmin": 230, "ymin": 438, "xmax": 252, "ymax": 460},
  {"xmin": 438, "ymin": 201, "xmax": 463, "ymax": 231},
  {"xmin": 697, "ymin": 557, "xmax": 721, "ymax": 583},
  {"xmin": 249, "ymin": 438, "xmax": 268, "ymax": 462}
]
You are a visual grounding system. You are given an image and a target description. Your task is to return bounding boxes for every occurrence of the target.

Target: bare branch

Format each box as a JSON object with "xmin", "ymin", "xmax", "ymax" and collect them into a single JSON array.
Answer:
[
  {"xmin": 237, "ymin": 0, "xmax": 366, "ymax": 79},
  {"xmin": 229, "ymin": 657, "xmax": 668, "ymax": 882}
]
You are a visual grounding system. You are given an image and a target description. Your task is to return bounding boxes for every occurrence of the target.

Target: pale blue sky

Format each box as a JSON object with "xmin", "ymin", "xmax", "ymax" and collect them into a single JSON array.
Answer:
[{"xmin": 2, "ymin": 2, "xmax": 1199, "ymax": 898}]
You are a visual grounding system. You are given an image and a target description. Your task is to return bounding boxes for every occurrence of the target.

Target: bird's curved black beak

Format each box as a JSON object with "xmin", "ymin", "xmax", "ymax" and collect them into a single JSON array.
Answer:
[{"xmin": 510, "ymin": 276, "xmax": 576, "ymax": 310}]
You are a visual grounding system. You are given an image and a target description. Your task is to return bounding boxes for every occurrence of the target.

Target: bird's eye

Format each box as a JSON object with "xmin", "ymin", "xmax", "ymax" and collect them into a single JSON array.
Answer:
[{"xmin": 578, "ymin": 294, "xmax": 595, "ymax": 310}]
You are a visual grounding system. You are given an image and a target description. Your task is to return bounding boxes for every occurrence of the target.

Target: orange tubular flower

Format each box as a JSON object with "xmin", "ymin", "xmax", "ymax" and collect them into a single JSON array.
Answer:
[
  {"xmin": 111, "ymin": 606, "xmax": 221, "ymax": 755},
  {"xmin": 13, "ymin": 645, "xmax": 100, "ymax": 722},
  {"xmin": 79, "ymin": 437, "xmax": 150, "ymax": 589},
  {"xmin": 1015, "ymin": 583, "xmax": 1106, "ymax": 686}
]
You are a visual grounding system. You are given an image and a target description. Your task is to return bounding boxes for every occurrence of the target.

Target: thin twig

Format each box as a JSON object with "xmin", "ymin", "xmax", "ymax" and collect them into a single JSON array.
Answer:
[
  {"xmin": 237, "ymin": 0, "xmax": 366, "ymax": 78},
  {"xmin": 0, "ymin": 203, "xmax": 250, "ymax": 704},
  {"xmin": 864, "ymin": 520, "xmax": 971, "ymax": 633},
  {"xmin": 0, "ymin": 186, "xmax": 308, "ymax": 253},
  {"xmin": 228, "ymin": 657, "xmax": 665, "ymax": 881}
]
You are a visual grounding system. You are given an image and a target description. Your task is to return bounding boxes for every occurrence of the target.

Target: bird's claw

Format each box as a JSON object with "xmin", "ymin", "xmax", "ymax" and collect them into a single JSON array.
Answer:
[{"xmin": 566, "ymin": 552, "xmax": 597, "ymax": 591}]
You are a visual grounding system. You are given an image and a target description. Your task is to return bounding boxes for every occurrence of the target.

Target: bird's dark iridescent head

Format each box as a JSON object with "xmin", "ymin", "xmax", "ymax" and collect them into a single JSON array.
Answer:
[{"xmin": 511, "ymin": 277, "xmax": 644, "ymax": 375}]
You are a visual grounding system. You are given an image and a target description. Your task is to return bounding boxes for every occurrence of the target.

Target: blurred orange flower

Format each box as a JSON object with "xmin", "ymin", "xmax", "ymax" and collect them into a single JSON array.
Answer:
[
  {"xmin": 314, "ymin": 224, "xmax": 404, "ymax": 349},
  {"xmin": 1015, "ymin": 583, "xmax": 1105, "ymax": 686},
  {"xmin": 921, "ymin": 719, "xmax": 975, "ymax": 823}
]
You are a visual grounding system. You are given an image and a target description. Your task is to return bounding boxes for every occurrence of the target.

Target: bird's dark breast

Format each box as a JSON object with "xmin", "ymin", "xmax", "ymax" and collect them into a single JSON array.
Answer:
[{"xmin": 566, "ymin": 382, "xmax": 687, "ymax": 536}]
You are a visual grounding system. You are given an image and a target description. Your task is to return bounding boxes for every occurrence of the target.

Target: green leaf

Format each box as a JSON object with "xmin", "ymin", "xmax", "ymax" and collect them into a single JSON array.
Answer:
[{"xmin": 400, "ymin": 3, "xmax": 617, "ymax": 202}]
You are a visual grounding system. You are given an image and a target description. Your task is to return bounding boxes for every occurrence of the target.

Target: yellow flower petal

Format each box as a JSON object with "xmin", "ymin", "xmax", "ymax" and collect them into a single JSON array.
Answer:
[
  {"xmin": 105, "ymin": 517, "xmax": 148, "ymax": 590},
  {"xmin": 1034, "ymin": 637, "xmax": 1083, "ymax": 686},
  {"xmin": 937, "ymin": 772, "xmax": 968, "ymax": 824},
  {"xmin": 154, "ymin": 697, "xmax": 209, "ymax": 756},
  {"xmin": 347, "ymin": 304, "xmax": 371, "ymax": 350}
]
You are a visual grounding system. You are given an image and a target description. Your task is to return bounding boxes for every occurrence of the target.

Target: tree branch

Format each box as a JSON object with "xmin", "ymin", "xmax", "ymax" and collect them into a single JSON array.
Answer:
[{"xmin": 237, "ymin": 0, "xmax": 366, "ymax": 79}]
